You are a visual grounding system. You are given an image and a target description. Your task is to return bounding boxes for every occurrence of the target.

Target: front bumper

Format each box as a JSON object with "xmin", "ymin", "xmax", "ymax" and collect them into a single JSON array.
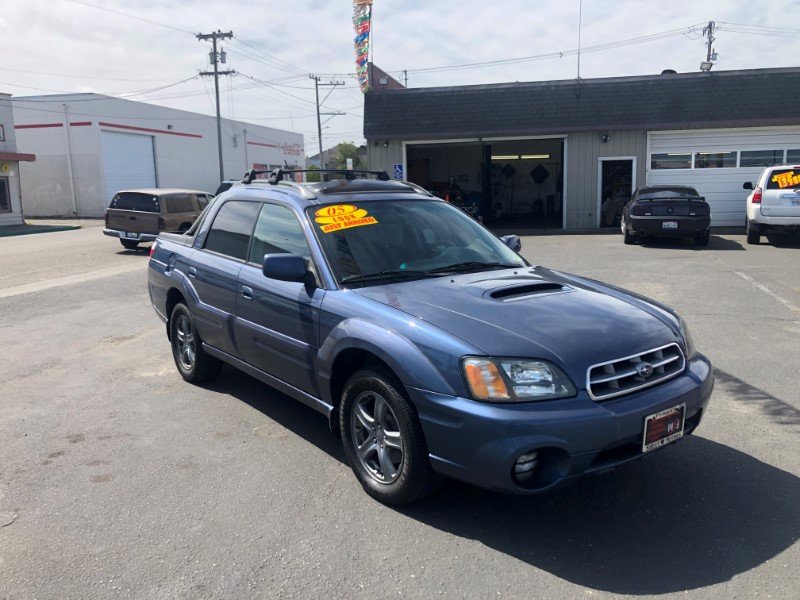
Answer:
[
  {"xmin": 629, "ymin": 216, "xmax": 710, "ymax": 237},
  {"xmin": 103, "ymin": 228, "xmax": 158, "ymax": 242},
  {"xmin": 409, "ymin": 354, "xmax": 713, "ymax": 494}
]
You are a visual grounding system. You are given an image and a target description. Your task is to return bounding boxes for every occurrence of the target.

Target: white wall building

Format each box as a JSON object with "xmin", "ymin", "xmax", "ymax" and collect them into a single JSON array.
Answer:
[
  {"xmin": 13, "ymin": 94, "xmax": 304, "ymax": 217},
  {"xmin": 0, "ymin": 93, "xmax": 36, "ymax": 226}
]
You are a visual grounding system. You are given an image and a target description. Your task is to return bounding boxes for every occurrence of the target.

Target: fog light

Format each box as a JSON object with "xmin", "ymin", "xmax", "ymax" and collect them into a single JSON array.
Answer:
[{"xmin": 513, "ymin": 450, "xmax": 539, "ymax": 483}]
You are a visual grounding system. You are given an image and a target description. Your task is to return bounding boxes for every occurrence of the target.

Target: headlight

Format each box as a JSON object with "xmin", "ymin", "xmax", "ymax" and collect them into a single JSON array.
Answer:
[
  {"xmin": 462, "ymin": 357, "xmax": 576, "ymax": 403},
  {"xmin": 679, "ymin": 317, "xmax": 697, "ymax": 358}
]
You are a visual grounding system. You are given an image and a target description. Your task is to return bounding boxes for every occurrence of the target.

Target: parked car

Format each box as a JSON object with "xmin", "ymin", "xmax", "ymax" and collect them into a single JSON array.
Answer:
[
  {"xmin": 621, "ymin": 185, "xmax": 711, "ymax": 246},
  {"xmin": 104, "ymin": 189, "xmax": 213, "ymax": 250},
  {"xmin": 744, "ymin": 164, "xmax": 800, "ymax": 245},
  {"xmin": 148, "ymin": 171, "xmax": 713, "ymax": 505}
]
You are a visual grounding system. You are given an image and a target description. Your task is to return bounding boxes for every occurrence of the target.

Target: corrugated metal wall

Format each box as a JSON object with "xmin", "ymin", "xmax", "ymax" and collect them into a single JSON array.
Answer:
[
  {"xmin": 366, "ymin": 140, "xmax": 404, "ymax": 176},
  {"xmin": 565, "ymin": 130, "xmax": 647, "ymax": 229}
]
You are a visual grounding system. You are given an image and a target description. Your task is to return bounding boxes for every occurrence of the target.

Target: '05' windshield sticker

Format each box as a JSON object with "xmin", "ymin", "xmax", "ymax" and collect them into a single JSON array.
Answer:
[
  {"xmin": 314, "ymin": 204, "xmax": 378, "ymax": 233},
  {"xmin": 772, "ymin": 170, "xmax": 800, "ymax": 189}
]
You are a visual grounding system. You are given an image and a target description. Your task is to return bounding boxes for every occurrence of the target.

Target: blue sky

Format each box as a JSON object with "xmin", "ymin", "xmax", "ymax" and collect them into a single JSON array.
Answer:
[{"xmin": 2, "ymin": 0, "xmax": 798, "ymax": 151}]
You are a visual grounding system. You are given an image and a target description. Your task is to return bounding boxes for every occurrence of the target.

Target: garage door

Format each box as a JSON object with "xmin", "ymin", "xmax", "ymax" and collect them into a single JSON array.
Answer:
[
  {"xmin": 101, "ymin": 130, "xmax": 156, "ymax": 205},
  {"xmin": 647, "ymin": 127, "xmax": 800, "ymax": 227}
]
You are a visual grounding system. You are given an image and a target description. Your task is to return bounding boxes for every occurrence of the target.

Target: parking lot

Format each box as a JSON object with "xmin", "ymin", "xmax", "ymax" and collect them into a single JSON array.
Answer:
[{"xmin": 1, "ymin": 223, "xmax": 798, "ymax": 599}]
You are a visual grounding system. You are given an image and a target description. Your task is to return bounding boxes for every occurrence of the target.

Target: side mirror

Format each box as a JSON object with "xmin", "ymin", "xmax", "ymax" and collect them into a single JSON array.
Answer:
[
  {"xmin": 499, "ymin": 234, "xmax": 522, "ymax": 253},
  {"xmin": 699, "ymin": 196, "xmax": 706, "ymax": 201},
  {"xmin": 743, "ymin": 182, "xmax": 753, "ymax": 190},
  {"xmin": 262, "ymin": 253, "xmax": 308, "ymax": 283}
]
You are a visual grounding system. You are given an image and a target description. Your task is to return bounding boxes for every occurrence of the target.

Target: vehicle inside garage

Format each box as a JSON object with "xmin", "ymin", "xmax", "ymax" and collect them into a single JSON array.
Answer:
[{"xmin": 406, "ymin": 138, "xmax": 564, "ymax": 228}]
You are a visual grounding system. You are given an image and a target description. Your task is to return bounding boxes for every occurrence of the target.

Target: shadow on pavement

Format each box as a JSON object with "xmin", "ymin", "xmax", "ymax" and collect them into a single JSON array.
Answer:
[
  {"xmin": 715, "ymin": 368, "xmax": 800, "ymax": 427},
  {"xmin": 766, "ymin": 232, "xmax": 800, "ymax": 248},
  {"xmin": 638, "ymin": 235, "xmax": 744, "ymax": 251},
  {"xmin": 211, "ymin": 369, "xmax": 799, "ymax": 595}
]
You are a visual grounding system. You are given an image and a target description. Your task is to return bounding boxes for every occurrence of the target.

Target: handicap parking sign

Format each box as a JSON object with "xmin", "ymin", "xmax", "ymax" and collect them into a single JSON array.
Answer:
[{"xmin": 393, "ymin": 164, "xmax": 403, "ymax": 180}]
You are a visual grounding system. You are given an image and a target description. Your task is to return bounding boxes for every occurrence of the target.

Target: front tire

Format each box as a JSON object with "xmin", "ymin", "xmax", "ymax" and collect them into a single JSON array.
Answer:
[
  {"xmin": 340, "ymin": 367, "xmax": 440, "ymax": 505},
  {"xmin": 169, "ymin": 303, "xmax": 223, "ymax": 383},
  {"xmin": 746, "ymin": 221, "xmax": 761, "ymax": 245}
]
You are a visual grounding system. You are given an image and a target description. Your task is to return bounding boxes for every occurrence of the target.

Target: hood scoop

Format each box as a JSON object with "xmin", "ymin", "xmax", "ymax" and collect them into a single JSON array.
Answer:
[{"xmin": 487, "ymin": 282, "xmax": 570, "ymax": 302}]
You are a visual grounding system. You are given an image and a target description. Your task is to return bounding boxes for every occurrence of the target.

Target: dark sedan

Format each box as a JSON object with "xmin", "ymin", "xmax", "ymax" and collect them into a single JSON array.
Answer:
[{"xmin": 621, "ymin": 186, "xmax": 711, "ymax": 246}]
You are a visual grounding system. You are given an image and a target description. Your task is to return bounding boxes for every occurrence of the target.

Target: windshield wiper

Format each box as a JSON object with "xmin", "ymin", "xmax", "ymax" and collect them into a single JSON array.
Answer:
[
  {"xmin": 425, "ymin": 261, "xmax": 522, "ymax": 274},
  {"xmin": 340, "ymin": 270, "xmax": 437, "ymax": 284}
]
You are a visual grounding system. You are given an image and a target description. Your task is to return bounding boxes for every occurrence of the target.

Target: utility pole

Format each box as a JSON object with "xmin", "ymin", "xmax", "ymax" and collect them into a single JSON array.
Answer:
[
  {"xmin": 703, "ymin": 21, "xmax": 716, "ymax": 62},
  {"xmin": 198, "ymin": 30, "xmax": 234, "ymax": 182},
  {"xmin": 309, "ymin": 75, "xmax": 345, "ymax": 169}
]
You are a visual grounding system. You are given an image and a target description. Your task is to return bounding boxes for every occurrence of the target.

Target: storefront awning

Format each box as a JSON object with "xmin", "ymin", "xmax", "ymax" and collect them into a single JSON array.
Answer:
[{"xmin": 0, "ymin": 152, "xmax": 36, "ymax": 162}]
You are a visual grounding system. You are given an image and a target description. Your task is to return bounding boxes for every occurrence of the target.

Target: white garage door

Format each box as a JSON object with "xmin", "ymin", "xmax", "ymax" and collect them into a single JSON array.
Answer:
[
  {"xmin": 647, "ymin": 127, "xmax": 800, "ymax": 227},
  {"xmin": 101, "ymin": 130, "xmax": 157, "ymax": 205}
]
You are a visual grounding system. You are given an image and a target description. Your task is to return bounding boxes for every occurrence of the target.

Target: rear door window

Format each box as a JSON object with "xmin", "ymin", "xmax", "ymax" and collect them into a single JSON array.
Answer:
[
  {"xmin": 766, "ymin": 169, "xmax": 800, "ymax": 190},
  {"xmin": 110, "ymin": 192, "xmax": 160, "ymax": 212},
  {"xmin": 165, "ymin": 194, "xmax": 195, "ymax": 213},
  {"xmin": 204, "ymin": 200, "xmax": 261, "ymax": 260}
]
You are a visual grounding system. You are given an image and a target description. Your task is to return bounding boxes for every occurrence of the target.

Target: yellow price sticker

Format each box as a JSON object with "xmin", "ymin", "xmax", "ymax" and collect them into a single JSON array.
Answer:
[{"xmin": 314, "ymin": 204, "xmax": 378, "ymax": 233}]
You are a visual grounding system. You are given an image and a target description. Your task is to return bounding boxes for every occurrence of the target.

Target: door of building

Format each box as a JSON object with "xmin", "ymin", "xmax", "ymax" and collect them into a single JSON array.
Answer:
[
  {"xmin": 101, "ymin": 130, "xmax": 157, "ymax": 208},
  {"xmin": 598, "ymin": 158, "xmax": 635, "ymax": 228}
]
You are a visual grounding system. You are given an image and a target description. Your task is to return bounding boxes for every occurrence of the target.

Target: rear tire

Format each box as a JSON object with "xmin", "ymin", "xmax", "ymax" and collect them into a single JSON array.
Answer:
[
  {"xmin": 695, "ymin": 231, "xmax": 710, "ymax": 247},
  {"xmin": 120, "ymin": 239, "xmax": 139, "ymax": 250},
  {"xmin": 340, "ymin": 367, "xmax": 441, "ymax": 505},
  {"xmin": 746, "ymin": 221, "xmax": 761, "ymax": 245},
  {"xmin": 622, "ymin": 222, "xmax": 636, "ymax": 245},
  {"xmin": 169, "ymin": 303, "xmax": 223, "ymax": 384}
]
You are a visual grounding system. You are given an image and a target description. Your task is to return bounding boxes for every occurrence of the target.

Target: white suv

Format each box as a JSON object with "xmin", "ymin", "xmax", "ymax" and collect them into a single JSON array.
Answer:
[{"xmin": 744, "ymin": 164, "xmax": 800, "ymax": 245}]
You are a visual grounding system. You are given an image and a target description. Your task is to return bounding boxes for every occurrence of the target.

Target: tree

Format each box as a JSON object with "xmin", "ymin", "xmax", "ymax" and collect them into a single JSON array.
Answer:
[{"xmin": 328, "ymin": 142, "xmax": 364, "ymax": 171}]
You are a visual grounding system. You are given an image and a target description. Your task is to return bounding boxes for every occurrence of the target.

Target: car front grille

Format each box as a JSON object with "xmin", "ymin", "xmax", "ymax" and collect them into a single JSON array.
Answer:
[{"xmin": 587, "ymin": 343, "xmax": 685, "ymax": 401}]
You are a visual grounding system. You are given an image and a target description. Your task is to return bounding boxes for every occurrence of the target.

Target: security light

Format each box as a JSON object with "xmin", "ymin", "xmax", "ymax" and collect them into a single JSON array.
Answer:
[{"xmin": 700, "ymin": 61, "xmax": 713, "ymax": 71}]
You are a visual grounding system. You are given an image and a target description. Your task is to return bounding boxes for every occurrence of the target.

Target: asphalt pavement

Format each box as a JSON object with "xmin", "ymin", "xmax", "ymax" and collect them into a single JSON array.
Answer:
[{"xmin": 1, "ymin": 224, "xmax": 798, "ymax": 599}]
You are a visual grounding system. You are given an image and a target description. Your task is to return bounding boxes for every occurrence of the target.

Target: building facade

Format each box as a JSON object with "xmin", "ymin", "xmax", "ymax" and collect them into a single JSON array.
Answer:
[
  {"xmin": 13, "ymin": 94, "xmax": 304, "ymax": 217},
  {"xmin": 364, "ymin": 67, "xmax": 800, "ymax": 230},
  {"xmin": 0, "ymin": 93, "xmax": 36, "ymax": 226}
]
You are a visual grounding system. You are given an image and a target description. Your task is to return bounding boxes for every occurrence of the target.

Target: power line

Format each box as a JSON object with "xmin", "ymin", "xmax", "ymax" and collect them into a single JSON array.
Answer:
[
  {"xmin": 7, "ymin": 76, "xmax": 201, "ymax": 101},
  {"xmin": 65, "ymin": 0, "xmax": 196, "ymax": 35}
]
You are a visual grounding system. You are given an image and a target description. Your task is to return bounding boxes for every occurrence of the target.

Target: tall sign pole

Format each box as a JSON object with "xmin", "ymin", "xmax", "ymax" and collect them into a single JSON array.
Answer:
[{"xmin": 198, "ymin": 30, "xmax": 234, "ymax": 182}]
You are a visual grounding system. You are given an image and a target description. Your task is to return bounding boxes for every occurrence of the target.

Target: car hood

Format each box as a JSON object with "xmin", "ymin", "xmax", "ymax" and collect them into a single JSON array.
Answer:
[{"xmin": 353, "ymin": 267, "xmax": 681, "ymax": 388}]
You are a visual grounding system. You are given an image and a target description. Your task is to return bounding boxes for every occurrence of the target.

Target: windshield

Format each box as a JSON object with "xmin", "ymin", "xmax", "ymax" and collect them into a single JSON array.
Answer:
[
  {"xmin": 308, "ymin": 200, "xmax": 526, "ymax": 285},
  {"xmin": 766, "ymin": 168, "xmax": 800, "ymax": 190},
  {"xmin": 638, "ymin": 187, "xmax": 699, "ymax": 200},
  {"xmin": 110, "ymin": 192, "xmax": 160, "ymax": 212}
]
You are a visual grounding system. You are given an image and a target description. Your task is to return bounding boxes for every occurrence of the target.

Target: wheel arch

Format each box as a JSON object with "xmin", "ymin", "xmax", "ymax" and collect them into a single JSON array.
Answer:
[{"xmin": 165, "ymin": 287, "xmax": 187, "ymax": 341}]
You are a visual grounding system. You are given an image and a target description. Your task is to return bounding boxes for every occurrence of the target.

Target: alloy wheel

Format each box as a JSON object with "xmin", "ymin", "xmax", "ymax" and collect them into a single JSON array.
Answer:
[
  {"xmin": 175, "ymin": 314, "xmax": 196, "ymax": 371},
  {"xmin": 350, "ymin": 391, "xmax": 404, "ymax": 484}
]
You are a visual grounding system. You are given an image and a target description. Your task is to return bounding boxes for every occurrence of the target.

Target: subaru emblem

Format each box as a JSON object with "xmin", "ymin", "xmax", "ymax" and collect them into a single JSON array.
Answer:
[{"xmin": 637, "ymin": 363, "xmax": 655, "ymax": 378}]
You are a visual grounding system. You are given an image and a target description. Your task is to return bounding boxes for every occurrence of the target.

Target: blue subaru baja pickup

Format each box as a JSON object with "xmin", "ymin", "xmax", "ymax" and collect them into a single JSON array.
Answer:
[{"xmin": 148, "ymin": 169, "xmax": 713, "ymax": 505}]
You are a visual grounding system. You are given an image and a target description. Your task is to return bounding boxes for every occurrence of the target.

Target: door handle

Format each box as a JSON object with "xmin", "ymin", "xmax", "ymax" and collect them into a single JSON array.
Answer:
[
  {"xmin": 187, "ymin": 266, "xmax": 197, "ymax": 279},
  {"xmin": 241, "ymin": 286, "xmax": 254, "ymax": 300}
]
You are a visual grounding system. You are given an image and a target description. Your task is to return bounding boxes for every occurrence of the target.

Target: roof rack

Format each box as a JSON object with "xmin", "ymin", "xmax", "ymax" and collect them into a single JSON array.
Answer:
[{"xmin": 241, "ymin": 168, "xmax": 390, "ymax": 185}]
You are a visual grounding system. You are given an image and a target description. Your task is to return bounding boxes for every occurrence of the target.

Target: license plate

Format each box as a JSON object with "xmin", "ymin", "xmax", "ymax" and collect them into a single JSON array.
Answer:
[
  {"xmin": 662, "ymin": 221, "xmax": 678, "ymax": 229},
  {"xmin": 642, "ymin": 404, "xmax": 685, "ymax": 453},
  {"xmin": 791, "ymin": 200, "xmax": 800, "ymax": 206},
  {"xmin": 121, "ymin": 232, "xmax": 140, "ymax": 239}
]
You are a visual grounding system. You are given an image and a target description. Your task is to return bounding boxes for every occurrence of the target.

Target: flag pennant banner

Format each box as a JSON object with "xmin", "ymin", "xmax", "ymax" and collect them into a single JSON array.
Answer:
[{"xmin": 353, "ymin": 0, "xmax": 373, "ymax": 92}]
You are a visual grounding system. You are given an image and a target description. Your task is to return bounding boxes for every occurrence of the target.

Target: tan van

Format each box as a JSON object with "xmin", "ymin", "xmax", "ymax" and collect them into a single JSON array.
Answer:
[{"xmin": 103, "ymin": 188, "xmax": 213, "ymax": 249}]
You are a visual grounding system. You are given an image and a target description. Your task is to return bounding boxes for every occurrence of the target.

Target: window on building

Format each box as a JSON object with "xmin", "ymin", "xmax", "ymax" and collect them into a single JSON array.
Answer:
[
  {"xmin": 787, "ymin": 149, "xmax": 800, "ymax": 164},
  {"xmin": 204, "ymin": 200, "xmax": 261, "ymax": 260},
  {"xmin": 740, "ymin": 150, "xmax": 784, "ymax": 168},
  {"xmin": 694, "ymin": 151, "xmax": 737, "ymax": 168},
  {"xmin": 249, "ymin": 203, "xmax": 311, "ymax": 265},
  {"xmin": 650, "ymin": 153, "xmax": 692, "ymax": 169},
  {"xmin": 165, "ymin": 194, "xmax": 195, "ymax": 213},
  {"xmin": 0, "ymin": 178, "xmax": 10, "ymax": 213}
]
